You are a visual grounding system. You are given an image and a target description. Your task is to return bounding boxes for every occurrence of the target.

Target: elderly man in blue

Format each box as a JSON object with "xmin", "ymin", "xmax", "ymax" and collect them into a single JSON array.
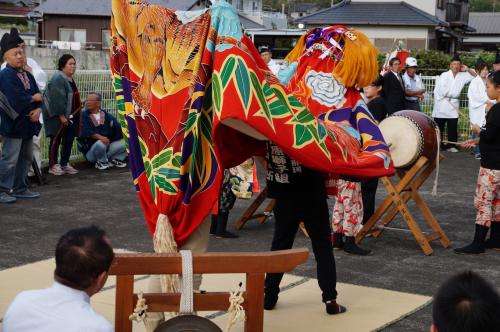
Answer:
[
  {"xmin": 0, "ymin": 29, "xmax": 42, "ymax": 204},
  {"xmin": 78, "ymin": 92, "xmax": 127, "ymax": 170}
]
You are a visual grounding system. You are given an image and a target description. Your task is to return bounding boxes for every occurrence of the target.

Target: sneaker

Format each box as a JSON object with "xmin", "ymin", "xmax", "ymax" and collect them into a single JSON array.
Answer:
[
  {"xmin": 12, "ymin": 189, "xmax": 40, "ymax": 199},
  {"xmin": 48, "ymin": 164, "xmax": 65, "ymax": 176},
  {"xmin": 61, "ymin": 164, "xmax": 79, "ymax": 175},
  {"xmin": 474, "ymin": 153, "xmax": 481, "ymax": 160},
  {"xmin": 95, "ymin": 161, "xmax": 110, "ymax": 170},
  {"xmin": 110, "ymin": 159, "xmax": 127, "ymax": 168},
  {"xmin": 325, "ymin": 300, "xmax": 347, "ymax": 315},
  {"xmin": 447, "ymin": 147, "xmax": 459, "ymax": 153},
  {"xmin": 0, "ymin": 192, "xmax": 16, "ymax": 204}
]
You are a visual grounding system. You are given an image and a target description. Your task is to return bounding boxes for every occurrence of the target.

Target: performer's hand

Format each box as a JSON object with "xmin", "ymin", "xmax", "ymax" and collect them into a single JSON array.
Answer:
[
  {"xmin": 59, "ymin": 114, "xmax": 69, "ymax": 126},
  {"xmin": 471, "ymin": 124, "xmax": 481, "ymax": 134},
  {"xmin": 32, "ymin": 93, "xmax": 43, "ymax": 103},
  {"xmin": 460, "ymin": 64, "xmax": 469, "ymax": 72},
  {"xmin": 461, "ymin": 139, "xmax": 477, "ymax": 150},
  {"xmin": 29, "ymin": 108, "xmax": 42, "ymax": 122}
]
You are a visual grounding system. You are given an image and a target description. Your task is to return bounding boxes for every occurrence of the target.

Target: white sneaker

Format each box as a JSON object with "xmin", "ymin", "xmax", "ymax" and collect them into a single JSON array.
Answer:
[
  {"xmin": 95, "ymin": 161, "xmax": 110, "ymax": 170},
  {"xmin": 447, "ymin": 147, "xmax": 459, "ymax": 153},
  {"xmin": 111, "ymin": 159, "xmax": 127, "ymax": 168},
  {"xmin": 49, "ymin": 164, "xmax": 65, "ymax": 176},
  {"xmin": 62, "ymin": 164, "xmax": 79, "ymax": 175}
]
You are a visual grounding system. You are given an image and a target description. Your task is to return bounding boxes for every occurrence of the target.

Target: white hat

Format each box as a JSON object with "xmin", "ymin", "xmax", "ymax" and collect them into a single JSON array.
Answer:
[{"xmin": 405, "ymin": 57, "xmax": 418, "ymax": 67}]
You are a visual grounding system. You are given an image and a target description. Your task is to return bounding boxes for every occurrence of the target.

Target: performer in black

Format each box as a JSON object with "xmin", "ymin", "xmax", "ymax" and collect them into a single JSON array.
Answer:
[{"xmin": 263, "ymin": 142, "xmax": 346, "ymax": 315}]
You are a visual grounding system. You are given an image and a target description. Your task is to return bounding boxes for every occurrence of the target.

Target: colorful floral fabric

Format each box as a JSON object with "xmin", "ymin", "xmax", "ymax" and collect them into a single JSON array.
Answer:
[
  {"xmin": 331, "ymin": 179, "xmax": 363, "ymax": 236},
  {"xmin": 110, "ymin": 0, "xmax": 394, "ymax": 245},
  {"xmin": 475, "ymin": 167, "xmax": 500, "ymax": 227}
]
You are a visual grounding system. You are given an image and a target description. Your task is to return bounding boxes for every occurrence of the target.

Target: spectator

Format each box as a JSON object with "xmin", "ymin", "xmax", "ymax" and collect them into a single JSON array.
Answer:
[
  {"xmin": 433, "ymin": 54, "xmax": 476, "ymax": 152},
  {"xmin": 3, "ymin": 225, "xmax": 115, "ymax": 332},
  {"xmin": 0, "ymin": 29, "xmax": 42, "ymax": 204},
  {"xmin": 431, "ymin": 271, "xmax": 500, "ymax": 332},
  {"xmin": 361, "ymin": 76, "xmax": 387, "ymax": 225},
  {"xmin": 77, "ymin": 92, "xmax": 127, "ymax": 170},
  {"xmin": 43, "ymin": 54, "xmax": 81, "ymax": 176},
  {"xmin": 467, "ymin": 58, "xmax": 494, "ymax": 160},
  {"xmin": 1, "ymin": 28, "xmax": 48, "ymax": 179},
  {"xmin": 493, "ymin": 50, "xmax": 500, "ymax": 72},
  {"xmin": 258, "ymin": 45, "xmax": 281, "ymax": 76},
  {"xmin": 455, "ymin": 70, "xmax": 500, "ymax": 254},
  {"xmin": 382, "ymin": 57, "xmax": 406, "ymax": 115},
  {"xmin": 402, "ymin": 57, "xmax": 425, "ymax": 111}
]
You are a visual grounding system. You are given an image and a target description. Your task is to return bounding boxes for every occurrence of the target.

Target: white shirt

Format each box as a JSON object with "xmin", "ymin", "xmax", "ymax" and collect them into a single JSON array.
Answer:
[
  {"xmin": 432, "ymin": 70, "xmax": 473, "ymax": 118},
  {"xmin": 1, "ymin": 58, "xmax": 48, "ymax": 90},
  {"xmin": 402, "ymin": 72, "xmax": 425, "ymax": 101},
  {"xmin": 3, "ymin": 282, "xmax": 114, "ymax": 332},
  {"xmin": 267, "ymin": 59, "xmax": 281, "ymax": 76},
  {"xmin": 467, "ymin": 76, "xmax": 495, "ymax": 127}
]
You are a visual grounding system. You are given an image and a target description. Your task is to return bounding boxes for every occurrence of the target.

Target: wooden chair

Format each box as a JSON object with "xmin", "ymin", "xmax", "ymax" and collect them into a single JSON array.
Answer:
[
  {"xmin": 235, "ymin": 187, "xmax": 276, "ymax": 230},
  {"xmin": 356, "ymin": 155, "xmax": 450, "ymax": 255},
  {"xmin": 109, "ymin": 248, "xmax": 309, "ymax": 332}
]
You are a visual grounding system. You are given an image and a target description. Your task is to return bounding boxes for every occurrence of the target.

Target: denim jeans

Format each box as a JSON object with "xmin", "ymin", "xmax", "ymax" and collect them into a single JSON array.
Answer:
[
  {"xmin": 85, "ymin": 140, "xmax": 127, "ymax": 163},
  {"xmin": 472, "ymin": 132, "xmax": 480, "ymax": 155},
  {"xmin": 0, "ymin": 137, "xmax": 33, "ymax": 194}
]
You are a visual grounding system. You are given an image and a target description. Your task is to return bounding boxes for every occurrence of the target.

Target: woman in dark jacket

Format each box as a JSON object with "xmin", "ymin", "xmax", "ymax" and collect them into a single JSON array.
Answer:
[{"xmin": 43, "ymin": 54, "xmax": 81, "ymax": 175}]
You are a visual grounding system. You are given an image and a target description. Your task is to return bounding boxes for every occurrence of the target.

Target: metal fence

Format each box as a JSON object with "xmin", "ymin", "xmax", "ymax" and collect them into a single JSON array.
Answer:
[{"xmin": 35, "ymin": 72, "xmax": 471, "ymax": 164}]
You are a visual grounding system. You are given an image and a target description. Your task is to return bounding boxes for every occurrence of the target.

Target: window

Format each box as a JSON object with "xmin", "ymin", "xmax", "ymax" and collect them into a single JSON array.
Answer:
[
  {"xmin": 102, "ymin": 29, "xmax": 111, "ymax": 49},
  {"xmin": 59, "ymin": 28, "xmax": 86, "ymax": 44},
  {"xmin": 237, "ymin": 0, "xmax": 244, "ymax": 10},
  {"xmin": 407, "ymin": 38, "xmax": 426, "ymax": 50},
  {"xmin": 437, "ymin": 0, "xmax": 445, "ymax": 9}
]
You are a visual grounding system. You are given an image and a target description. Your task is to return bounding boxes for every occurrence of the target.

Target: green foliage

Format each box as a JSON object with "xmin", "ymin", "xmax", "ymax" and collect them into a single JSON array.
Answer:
[{"xmin": 470, "ymin": 0, "xmax": 497, "ymax": 12}]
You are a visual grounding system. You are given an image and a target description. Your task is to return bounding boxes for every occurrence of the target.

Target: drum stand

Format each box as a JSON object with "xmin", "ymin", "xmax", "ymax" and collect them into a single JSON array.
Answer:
[
  {"xmin": 235, "ymin": 187, "xmax": 310, "ymax": 237},
  {"xmin": 356, "ymin": 155, "xmax": 450, "ymax": 255}
]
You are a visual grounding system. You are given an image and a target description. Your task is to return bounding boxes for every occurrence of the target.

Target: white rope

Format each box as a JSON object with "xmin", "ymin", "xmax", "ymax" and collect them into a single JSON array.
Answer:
[
  {"xmin": 432, "ymin": 126, "xmax": 441, "ymax": 196},
  {"xmin": 225, "ymin": 282, "xmax": 245, "ymax": 332},
  {"xmin": 129, "ymin": 292, "xmax": 149, "ymax": 323},
  {"xmin": 179, "ymin": 250, "xmax": 194, "ymax": 315}
]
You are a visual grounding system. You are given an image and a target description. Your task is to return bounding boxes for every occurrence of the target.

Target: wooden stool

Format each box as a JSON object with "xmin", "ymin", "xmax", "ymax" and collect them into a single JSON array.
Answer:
[
  {"xmin": 110, "ymin": 249, "xmax": 308, "ymax": 332},
  {"xmin": 235, "ymin": 187, "xmax": 276, "ymax": 230},
  {"xmin": 356, "ymin": 156, "xmax": 450, "ymax": 255}
]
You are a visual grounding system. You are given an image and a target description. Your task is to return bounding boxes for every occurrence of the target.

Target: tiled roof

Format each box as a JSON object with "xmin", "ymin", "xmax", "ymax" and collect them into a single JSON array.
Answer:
[{"xmin": 295, "ymin": 1, "xmax": 444, "ymax": 27}]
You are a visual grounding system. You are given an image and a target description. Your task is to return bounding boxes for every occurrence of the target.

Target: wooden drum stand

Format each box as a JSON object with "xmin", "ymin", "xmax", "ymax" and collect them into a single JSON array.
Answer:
[{"xmin": 356, "ymin": 155, "xmax": 450, "ymax": 255}]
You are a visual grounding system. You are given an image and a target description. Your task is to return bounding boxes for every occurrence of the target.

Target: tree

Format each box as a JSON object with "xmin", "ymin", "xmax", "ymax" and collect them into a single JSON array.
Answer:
[{"xmin": 470, "ymin": 0, "xmax": 497, "ymax": 12}]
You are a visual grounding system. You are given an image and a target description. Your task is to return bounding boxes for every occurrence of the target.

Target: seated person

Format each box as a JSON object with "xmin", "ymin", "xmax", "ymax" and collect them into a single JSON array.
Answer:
[
  {"xmin": 78, "ymin": 92, "xmax": 127, "ymax": 170},
  {"xmin": 431, "ymin": 271, "xmax": 500, "ymax": 332},
  {"xmin": 3, "ymin": 225, "xmax": 115, "ymax": 332}
]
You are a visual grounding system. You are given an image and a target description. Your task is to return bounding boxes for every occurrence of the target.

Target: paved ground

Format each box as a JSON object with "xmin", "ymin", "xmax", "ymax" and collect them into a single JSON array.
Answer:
[{"xmin": 1, "ymin": 151, "xmax": 499, "ymax": 331}]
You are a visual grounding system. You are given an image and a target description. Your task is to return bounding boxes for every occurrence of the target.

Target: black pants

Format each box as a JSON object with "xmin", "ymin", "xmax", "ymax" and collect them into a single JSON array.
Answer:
[
  {"xmin": 49, "ymin": 122, "xmax": 76, "ymax": 167},
  {"xmin": 434, "ymin": 117, "xmax": 458, "ymax": 150},
  {"xmin": 265, "ymin": 196, "xmax": 337, "ymax": 302},
  {"xmin": 361, "ymin": 178, "xmax": 379, "ymax": 224}
]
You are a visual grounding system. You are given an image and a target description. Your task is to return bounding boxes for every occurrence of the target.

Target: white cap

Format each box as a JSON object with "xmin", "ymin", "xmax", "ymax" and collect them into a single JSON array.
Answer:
[{"xmin": 405, "ymin": 57, "xmax": 418, "ymax": 67}]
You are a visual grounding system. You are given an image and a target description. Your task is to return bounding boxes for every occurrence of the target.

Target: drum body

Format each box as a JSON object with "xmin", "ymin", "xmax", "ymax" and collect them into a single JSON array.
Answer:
[{"xmin": 379, "ymin": 110, "xmax": 438, "ymax": 168}]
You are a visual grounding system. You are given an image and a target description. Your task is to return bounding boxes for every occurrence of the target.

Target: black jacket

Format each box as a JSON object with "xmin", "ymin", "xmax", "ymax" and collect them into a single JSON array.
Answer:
[{"xmin": 383, "ymin": 72, "xmax": 406, "ymax": 115}]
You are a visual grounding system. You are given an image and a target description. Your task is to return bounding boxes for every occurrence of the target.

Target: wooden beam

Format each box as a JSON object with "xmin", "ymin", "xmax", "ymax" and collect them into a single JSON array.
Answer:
[
  {"xmin": 115, "ymin": 275, "xmax": 134, "ymax": 332},
  {"xmin": 109, "ymin": 248, "xmax": 309, "ymax": 275},
  {"xmin": 134, "ymin": 292, "xmax": 239, "ymax": 312}
]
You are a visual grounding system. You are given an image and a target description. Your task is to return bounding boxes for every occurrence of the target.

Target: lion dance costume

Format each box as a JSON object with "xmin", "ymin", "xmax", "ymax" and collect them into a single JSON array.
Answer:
[{"xmin": 110, "ymin": 0, "xmax": 394, "ymax": 291}]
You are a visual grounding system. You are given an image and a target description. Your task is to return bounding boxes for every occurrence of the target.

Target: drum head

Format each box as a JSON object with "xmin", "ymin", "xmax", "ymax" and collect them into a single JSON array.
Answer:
[
  {"xmin": 379, "ymin": 117, "xmax": 421, "ymax": 168},
  {"xmin": 154, "ymin": 315, "xmax": 223, "ymax": 332}
]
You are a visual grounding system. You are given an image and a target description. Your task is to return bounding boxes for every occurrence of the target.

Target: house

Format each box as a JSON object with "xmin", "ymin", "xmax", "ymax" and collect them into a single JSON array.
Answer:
[
  {"xmin": 0, "ymin": 0, "xmax": 38, "ymax": 44},
  {"xmin": 30, "ymin": 0, "xmax": 206, "ymax": 50},
  {"xmin": 464, "ymin": 12, "xmax": 500, "ymax": 52},
  {"xmin": 289, "ymin": 2, "xmax": 322, "ymax": 19},
  {"xmin": 227, "ymin": 0, "xmax": 287, "ymax": 29},
  {"xmin": 295, "ymin": 0, "xmax": 474, "ymax": 54}
]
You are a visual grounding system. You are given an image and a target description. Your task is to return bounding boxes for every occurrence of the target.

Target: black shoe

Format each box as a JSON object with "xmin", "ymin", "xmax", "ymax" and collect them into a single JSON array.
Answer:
[
  {"xmin": 215, "ymin": 231, "xmax": 239, "ymax": 238},
  {"xmin": 325, "ymin": 300, "xmax": 347, "ymax": 315},
  {"xmin": 485, "ymin": 222, "xmax": 500, "ymax": 249},
  {"xmin": 264, "ymin": 293, "xmax": 278, "ymax": 310},
  {"xmin": 332, "ymin": 232, "xmax": 344, "ymax": 249},
  {"xmin": 454, "ymin": 224, "xmax": 488, "ymax": 255},
  {"xmin": 343, "ymin": 236, "xmax": 372, "ymax": 256}
]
